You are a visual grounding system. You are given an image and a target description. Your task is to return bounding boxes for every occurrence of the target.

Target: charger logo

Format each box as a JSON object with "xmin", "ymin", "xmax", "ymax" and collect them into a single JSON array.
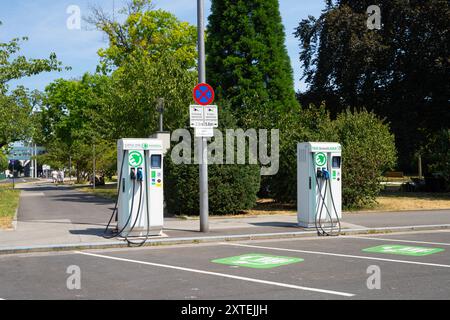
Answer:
[
  {"xmin": 129, "ymin": 151, "xmax": 143, "ymax": 167},
  {"xmin": 315, "ymin": 152, "xmax": 327, "ymax": 166}
]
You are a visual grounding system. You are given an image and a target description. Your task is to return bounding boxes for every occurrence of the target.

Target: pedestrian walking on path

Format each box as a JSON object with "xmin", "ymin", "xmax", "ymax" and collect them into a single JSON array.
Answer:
[
  {"xmin": 57, "ymin": 170, "xmax": 64, "ymax": 184},
  {"xmin": 51, "ymin": 170, "xmax": 58, "ymax": 184}
]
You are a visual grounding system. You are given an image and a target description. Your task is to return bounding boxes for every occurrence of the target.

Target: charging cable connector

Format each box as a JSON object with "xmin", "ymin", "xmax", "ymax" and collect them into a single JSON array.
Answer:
[
  {"xmin": 130, "ymin": 168, "xmax": 136, "ymax": 180},
  {"xmin": 136, "ymin": 168, "xmax": 143, "ymax": 181}
]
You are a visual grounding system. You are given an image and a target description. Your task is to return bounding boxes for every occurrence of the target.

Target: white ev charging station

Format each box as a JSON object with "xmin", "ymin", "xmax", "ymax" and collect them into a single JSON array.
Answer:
[
  {"xmin": 105, "ymin": 138, "xmax": 164, "ymax": 245},
  {"xmin": 297, "ymin": 142, "xmax": 342, "ymax": 235}
]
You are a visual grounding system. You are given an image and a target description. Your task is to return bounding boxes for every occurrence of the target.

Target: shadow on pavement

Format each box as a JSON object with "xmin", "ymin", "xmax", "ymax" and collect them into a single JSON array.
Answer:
[
  {"xmin": 249, "ymin": 221, "xmax": 299, "ymax": 228},
  {"xmin": 19, "ymin": 220, "xmax": 108, "ymax": 227},
  {"xmin": 69, "ymin": 228, "xmax": 107, "ymax": 237},
  {"xmin": 47, "ymin": 193, "xmax": 113, "ymax": 205}
]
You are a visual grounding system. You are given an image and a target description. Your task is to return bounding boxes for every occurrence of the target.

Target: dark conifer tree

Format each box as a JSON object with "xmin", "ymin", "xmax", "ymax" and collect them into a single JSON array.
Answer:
[{"xmin": 206, "ymin": 0, "xmax": 298, "ymax": 128}]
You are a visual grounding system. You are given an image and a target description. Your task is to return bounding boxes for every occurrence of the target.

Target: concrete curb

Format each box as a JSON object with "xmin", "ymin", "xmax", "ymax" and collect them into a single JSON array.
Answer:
[
  {"xmin": 11, "ymin": 208, "xmax": 18, "ymax": 230},
  {"xmin": 0, "ymin": 223, "xmax": 449, "ymax": 255},
  {"xmin": 175, "ymin": 208, "xmax": 450, "ymax": 220}
]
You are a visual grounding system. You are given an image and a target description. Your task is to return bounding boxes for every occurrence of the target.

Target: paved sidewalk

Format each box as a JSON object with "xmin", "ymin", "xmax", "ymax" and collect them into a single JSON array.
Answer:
[{"xmin": 0, "ymin": 181, "xmax": 449, "ymax": 252}]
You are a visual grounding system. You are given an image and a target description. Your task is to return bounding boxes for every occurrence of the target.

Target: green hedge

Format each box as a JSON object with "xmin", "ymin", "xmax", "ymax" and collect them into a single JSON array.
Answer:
[
  {"xmin": 164, "ymin": 107, "xmax": 261, "ymax": 215},
  {"xmin": 164, "ymin": 157, "xmax": 260, "ymax": 215},
  {"xmin": 268, "ymin": 105, "xmax": 334, "ymax": 202},
  {"xmin": 165, "ymin": 104, "xmax": 397, "ymax": 213}
]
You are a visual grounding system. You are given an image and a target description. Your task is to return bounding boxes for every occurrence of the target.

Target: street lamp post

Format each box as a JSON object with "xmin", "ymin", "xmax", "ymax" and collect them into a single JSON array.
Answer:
[
  {"xmin": 34, "ymin": 143, "xmax": 37, "ymax": 178},
  {"xmin": 93, "ymin": 143, "xmax": 96, "ymax": 190},
  {"xmin": 157, "ymin": 98, "xmax": 164, "ymax": 132}
]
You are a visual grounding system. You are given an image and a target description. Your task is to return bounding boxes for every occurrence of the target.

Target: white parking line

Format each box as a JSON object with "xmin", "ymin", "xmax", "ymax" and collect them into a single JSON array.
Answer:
[
  {"xmin": 345, "ymin": 236, "xmax": 450, "ymax": 246},
  {"xmin": 222, "ymin": 243, "xmax": 450, "ymax": 269},
  {"xmin": 76, "ymin": 251, "xmax": 355, "ymax": 297}
]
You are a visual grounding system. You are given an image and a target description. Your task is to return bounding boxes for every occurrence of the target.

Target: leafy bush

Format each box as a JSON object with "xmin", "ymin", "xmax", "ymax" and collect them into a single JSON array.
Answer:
[
  {"xmin": 164, "ymin": 107, "xmax": 261, "ymax": 215},
  {"xmin": 270, "ymin": 106, "xmax": 397, "ymax": 209},
  {"xmin": 0, "ymin": 152, "xmax": 8, "ymax": 172},
  {"xmin": 333, "ymin": 109, "xmax": 397, "ymax": 209},
  {"xmin": 268, "ymin": 105, "xmax": 335, "ymax": 202}
]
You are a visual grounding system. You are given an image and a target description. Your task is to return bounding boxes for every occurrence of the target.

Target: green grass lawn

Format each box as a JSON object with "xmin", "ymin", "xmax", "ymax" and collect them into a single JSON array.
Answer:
[{"xmin": 0, "ymin": 183, "xmax": 21, "ymax": 229}]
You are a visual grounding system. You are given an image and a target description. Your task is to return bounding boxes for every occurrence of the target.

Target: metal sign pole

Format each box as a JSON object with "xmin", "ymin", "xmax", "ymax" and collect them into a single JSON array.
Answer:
[
  {"xmin": 12, "ymin": 160, "xmax": 15, "ymax": 189},
  {"xmin": 30, "ymin": 142, "xmax": 34, "ymax": 178},
  {"xmin": 93, "ymin": 143, "xmax": 96, "ymax": 190},
  {"xmin": 34, "ymin": 143, "xmax": 37, "ymax": 178},
  {"xmin": 197, "ymin": 0, "xmax": 209, "ymax": 232}
]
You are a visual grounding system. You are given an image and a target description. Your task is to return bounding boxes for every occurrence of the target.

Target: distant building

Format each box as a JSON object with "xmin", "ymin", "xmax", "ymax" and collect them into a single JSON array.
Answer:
[{"xmin": 7, "ymin": 141, "xmax": 46, "ymax": 177}]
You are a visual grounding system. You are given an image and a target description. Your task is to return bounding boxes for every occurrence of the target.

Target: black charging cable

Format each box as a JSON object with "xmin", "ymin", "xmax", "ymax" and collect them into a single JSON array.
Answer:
[
  {"xmin": 315, "ymin": 168, "xmax": 340, "ymax": 236},
  {"xmin": 125, "ymin": 155, "xmax": 151, "ymax": 247},
  {"xmin": 104, "ymin": 164, "xmax": 137, "ymax": 239},
  {"xmin": 124, "ymin": 178, "xmax": 144, "ymax": 245},
  {"xmin": 103, "ymin": 150, "xmax": 126, "ymax": 238},
  {"xmin": 327, "ymin": 176, "xmax": 342, "ymax": 235},
  {"xmin": 316, "ymin": 175, "xmax": 334, "ymax": 236},
  {"xmin": 314, "ymin": 174, "xmax": 329, "ymax": 236},
  {"xmin": 314, "ymin": 168, "xmax": 341, "ymax": 236}
]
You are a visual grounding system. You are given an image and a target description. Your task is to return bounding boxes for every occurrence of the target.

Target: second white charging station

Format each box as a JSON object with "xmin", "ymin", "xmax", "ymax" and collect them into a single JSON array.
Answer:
[
  {"xmin": 117, "ymin": 138, "xmax": 164, "ymax": 237},
  {"xmin": 297, "ymin": 142, "xmax": 342, "ymax": 235}
]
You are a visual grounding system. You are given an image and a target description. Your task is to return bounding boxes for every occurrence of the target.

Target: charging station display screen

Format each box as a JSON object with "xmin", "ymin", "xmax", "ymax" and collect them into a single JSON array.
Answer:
[
  {"xmin": 151, "ymin": 155, "xmax": 162, "ymax": 169},
  {"xmin": 332, "ymin": 156, "xmax": 341, "ymax": 168}
]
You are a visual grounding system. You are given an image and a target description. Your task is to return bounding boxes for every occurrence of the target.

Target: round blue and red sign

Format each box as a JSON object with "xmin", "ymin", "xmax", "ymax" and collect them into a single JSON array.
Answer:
[{"xmin": 193, "ymin": 83, "xmax": 215, "ymax": 106}]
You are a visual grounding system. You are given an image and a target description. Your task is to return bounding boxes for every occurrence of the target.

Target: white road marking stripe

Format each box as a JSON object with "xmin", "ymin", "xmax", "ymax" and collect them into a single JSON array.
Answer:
[
  {"xmin": 222, "ymin": 243, "xmax": 450, "ymax": 269},
  {"xmin": 345, "ymin": 236, "xmax": 450, "ymax": 247},
  {"xmin": 76, "ymin": 251, "xmax": 355, "ymax": 297}
]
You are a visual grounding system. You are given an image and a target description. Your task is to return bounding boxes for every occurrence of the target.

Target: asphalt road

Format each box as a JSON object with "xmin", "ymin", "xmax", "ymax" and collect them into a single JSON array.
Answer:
[
  {"xmin": 17, "ymin": 183, "xmax": 113, "ymax": 225},
  {"xmin": 0, "ymin": 230, "xmax": 449, "ymax": 300}
]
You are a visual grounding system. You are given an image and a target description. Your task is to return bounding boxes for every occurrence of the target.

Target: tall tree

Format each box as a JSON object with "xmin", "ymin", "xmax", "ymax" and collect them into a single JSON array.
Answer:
[
  {"xmin": 0, "ymin": 21, "xmax": 63, "ymax": 148},
  {"xmin": 87, "ymin": 0, "xmax": 197, "ymax": 136},
  {"xmin": 206, "ymin": 0, "xmax": 298, "ymax": 127},
  {"xmin": 87, "ymin": 0, "xmax": 197, "ymax": 73},
  {"xmin": 295, "ymin": 0, "xmax": 450, "ymax": 172},
  {"xmin": 39, "ymin": 74, "xmax": 112, "ymax": 182}
]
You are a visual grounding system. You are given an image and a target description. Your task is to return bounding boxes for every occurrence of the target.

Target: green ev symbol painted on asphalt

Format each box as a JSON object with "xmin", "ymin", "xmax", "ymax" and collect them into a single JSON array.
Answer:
[
  {"xmin": 128, "ymin": 151, "xmax": 143, "ymax": 167},
  {"xmin": 211, "ymin": 253, "xmax": 303, "ymax": 269},
  {"xmin": 363, "ymin": 245, "xmax": 445, "ymax": 257},
  {"xmin": 315, "ymin": 152, "xmax": 327, "ymax": 167}
]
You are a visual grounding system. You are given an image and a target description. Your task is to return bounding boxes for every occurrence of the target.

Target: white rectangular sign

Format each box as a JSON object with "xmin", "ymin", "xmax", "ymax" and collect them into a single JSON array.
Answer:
[
  {"xmin": 195, "ymin": 127, "xmax": 214, "ymax": 138},
  {"xmin": 204, "ymin": 105, "xmax": 218, "ymax": 127},
  {"xmin": 190, "ymin": 105, "xmax": 205, "ymax": 127},
  {"xmin": 190, "ymin": 105, "xmax": 218, "ymax": 128}
]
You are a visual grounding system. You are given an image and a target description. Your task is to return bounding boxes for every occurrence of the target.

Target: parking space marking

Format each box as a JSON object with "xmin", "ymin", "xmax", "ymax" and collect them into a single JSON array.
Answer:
[
  {"xmin": 211, "ymin": 253, "xmax": 303, "ymax": 269},
  {"xmin": 222, "ymin": 243, "xmax": 450, "ymax": 269},
  {"xmin": 346, "ymin": 236, "xmax": 450, "ymax": 247},
  {"xmin": 76, "ymin": 251, "xmax": 355, "ymax": 297},
  {"xmin": 362, "ymin": 244, "xmax": 444, "ymax": 256}
]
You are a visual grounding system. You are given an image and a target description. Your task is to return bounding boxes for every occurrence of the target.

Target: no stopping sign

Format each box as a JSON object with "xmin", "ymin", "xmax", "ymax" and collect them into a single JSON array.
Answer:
[{"xmin": 193, "ymin": 83, "xmax": 215, "ymax": 105}]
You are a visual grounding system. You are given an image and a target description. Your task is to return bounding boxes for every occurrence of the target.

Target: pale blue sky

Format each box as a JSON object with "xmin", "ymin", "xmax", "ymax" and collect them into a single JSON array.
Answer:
[{"xmin": 0, "ymin": 0, "xmax": 325, "ymax": 93}]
